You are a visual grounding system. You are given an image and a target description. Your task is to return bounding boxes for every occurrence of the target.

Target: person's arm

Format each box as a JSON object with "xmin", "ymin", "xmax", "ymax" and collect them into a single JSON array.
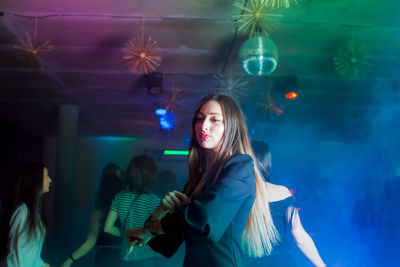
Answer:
[
  {"xmin": 162, "ymin": 154, "xmax": 255, "ymax": 242},
  {"xmin": 8, "ymin": 204, "xmax": 28, "ymax": 266},
  {"xmin": 60, "ymin": 210, "xmax": 102, "ymax": 267},
  {"xmin": 126, "ymin": 191, "xmax": 188, "ymax": 244},
  {"xmin": 150, "ymin": 190, "xmax": 188, "ymax": 222},
  {"xmin": 289, "ymin": 207, "xmax": 326, "ymax": 267},
  {"xmin": 104, "ymin": 210, "xmax": 121, "ymax": 237},
  {"xmin": 125, "ymin": 192, "xmax": 188, "ymax": 258}
]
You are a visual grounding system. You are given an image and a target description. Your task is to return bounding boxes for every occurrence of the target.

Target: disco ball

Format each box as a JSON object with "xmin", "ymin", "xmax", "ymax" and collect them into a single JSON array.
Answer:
[{"xmin": 239, "ymin": 37, "xmax": 279, "ymax": 76}]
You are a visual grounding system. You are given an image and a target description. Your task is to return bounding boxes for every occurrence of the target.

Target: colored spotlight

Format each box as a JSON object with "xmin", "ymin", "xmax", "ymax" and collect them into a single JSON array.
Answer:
[
  {"xmin": 155, "ymin": 108, "xmax": 167, "ymax": 116},
  {"xmin": 284, "ymin": 91, "xmax": 298, "ymax": 99},
  {"xmin": 159, "ymin": 112, "xmax": 175, "ymax": 131}
]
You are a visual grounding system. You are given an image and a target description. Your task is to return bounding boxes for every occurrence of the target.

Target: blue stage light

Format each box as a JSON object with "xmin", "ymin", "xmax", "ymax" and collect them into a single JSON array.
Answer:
[
  {"xmin": 155, "ymin": 108, "xmax": 167, "ymax": 116},
  {"xmin": 159, "ymin": 112, "xmax": 176, "ymax": 131}
]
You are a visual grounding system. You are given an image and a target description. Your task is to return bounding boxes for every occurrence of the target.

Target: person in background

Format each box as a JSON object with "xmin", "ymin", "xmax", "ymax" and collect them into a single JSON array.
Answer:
[
  {"xmin": 1, "ymin": 162, "xmax": 52, "ymax": 267},
  {"xmin": 61, "ymin": 163, "xmax": 123, "ymax": 267},
  {"xmin": 249, "ymin": 140, "xmax": 326, "ymax": 267},
  {"xmin": 125, "ymin": 94, "xmax": 279, "ymax": 267},
  {"xmin": 104, "ymin": 155, "xmax": 161, "ymax": 267}
]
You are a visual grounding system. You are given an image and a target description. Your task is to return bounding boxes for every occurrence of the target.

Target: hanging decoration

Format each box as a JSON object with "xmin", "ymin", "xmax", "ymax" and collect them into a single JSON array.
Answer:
[
  {"xmin": 258, "ymin": 92, "xmax": 284, "ymax": 117},
  {"xmin": 333, "ymin": 36, "xmax": 371, "ymax": 79},
  {"xmin": 14, "ymin": 17, "xmax": 54, "ymax": 68},
  {"xmin": 264, "ymin": 0, "xmax": 301, "ymax": 8},
  {"xmin": 233, "ymin": 0, "xmax": 281, "ymax": 38},
  {"xmin": 122, "ymin": 19, "xmax": 161, "ymax": 75},
  {"xmin": 214, "ymin": 70, "xmax": 249, "ymax": 100},
  {"xmin": 239, "ymin": 36, "xmax": 279, "ymax": 76},
  {"xmin": 156, "ymin": 86, "xmax": 184, "ymax": 114}
]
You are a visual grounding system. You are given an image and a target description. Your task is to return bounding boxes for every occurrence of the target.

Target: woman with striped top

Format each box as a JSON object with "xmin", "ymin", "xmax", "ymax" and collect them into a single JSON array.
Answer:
[{"xmin": 104, "ymin": 155, "xmax": 161, "ymax": 267}]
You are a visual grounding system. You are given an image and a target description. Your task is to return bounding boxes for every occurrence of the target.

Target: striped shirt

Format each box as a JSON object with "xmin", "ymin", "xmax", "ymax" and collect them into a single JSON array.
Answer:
[{"xmin": 111, "ymin": 190, "xmax": 160, "ymax": 261}]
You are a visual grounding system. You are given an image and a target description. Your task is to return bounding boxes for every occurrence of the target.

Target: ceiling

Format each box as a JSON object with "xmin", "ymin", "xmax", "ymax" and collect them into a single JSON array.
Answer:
[{"xmin": 0, "ymin": 0, "xmax": 399, "ymax": 141}]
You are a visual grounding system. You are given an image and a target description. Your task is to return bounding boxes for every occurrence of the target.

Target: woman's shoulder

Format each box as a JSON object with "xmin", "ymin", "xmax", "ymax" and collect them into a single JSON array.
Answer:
[
  {"xmin": 9, "ymin": 203, "xmax": 28, "ymax": 224},
  {"xmin": 223, "ymin": 154, "xmax": 253, "ymax": 169},
  {"xmin": 266, "ymin": 182, "xmax": 293, "ymax": 202},
  {"xmin": 228, "ymin": 153, "xmax": 252, "ymax": 162},
  {"xmin": 17, "ymin": 202, "xmax": 28, "ymax": 210},
  {"xmin": 220, "ymin": 154, "xmax": 254, "ymax": 182},
  {"xmin": 13, "ymin": 203, "xmax": 28, "ymax": 215}
]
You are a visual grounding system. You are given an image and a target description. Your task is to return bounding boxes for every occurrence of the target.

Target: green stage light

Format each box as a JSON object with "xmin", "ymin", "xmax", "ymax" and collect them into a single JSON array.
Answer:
[{"xmin": 163, "ymin": 150, "xmax": 189, "ymax": 156}]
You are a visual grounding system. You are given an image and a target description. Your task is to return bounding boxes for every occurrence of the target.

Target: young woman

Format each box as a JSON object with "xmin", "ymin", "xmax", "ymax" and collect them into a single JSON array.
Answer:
[
  {"xmin": 126, "ymin": 94, "xmax": 279, "ymax": 267},
  {"xmin": 60, "ymin": 163, "xmax": 122, "ymax": 267},
  {"xmin": 104, "ymin": 155, "xmax": 161, "ymax": 267},
  {"xmin": 249, "ymin": 140, "xmax": 326, "ymax": 267},
  {"xmin": 3, "ymin": 162, "xmax": 52, "ymax": 267}
]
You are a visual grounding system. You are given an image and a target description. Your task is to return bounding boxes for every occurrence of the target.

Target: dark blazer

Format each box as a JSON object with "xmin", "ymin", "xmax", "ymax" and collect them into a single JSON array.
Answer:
[{"xmin": 148, "ymin": 154, "xmax": 256, "ymax": 267}]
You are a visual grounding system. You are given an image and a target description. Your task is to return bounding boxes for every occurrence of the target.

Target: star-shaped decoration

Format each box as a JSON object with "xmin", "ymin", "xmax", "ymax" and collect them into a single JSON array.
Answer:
[
  {"xmin": 333, "ymin": 39, "xmax": 371, "ymax": 79},
  {"xmin": 257, "ymin": 93, "xmax": 284, "ymax": 117},
  {"xmin": 233, "ymin": 0, "xmax": 281, "ymax": 37},
  {"xmin": 14, "ymin": 17, "xmax": 54, "ymax": 68},
  {"xmin": 122, "ymin": 36, "xmax": 161, "ymax": 75},
  {"xmin": 157, "ymin": 87, "xmax": 184, "ymax": 114},
  {"xmin": 122, "ymin": 22, "xmax": 162, "ymax": 76},
  {"xmin": 214, "ymin": 72, "xmax": 249, "ymax": 101}
]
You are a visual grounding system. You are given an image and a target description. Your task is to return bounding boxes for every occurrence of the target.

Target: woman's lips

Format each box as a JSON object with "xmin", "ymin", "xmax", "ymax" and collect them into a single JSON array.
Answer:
[{"xmin": 200, "ymin": 133, "xmax": 210, "ymax": 140}]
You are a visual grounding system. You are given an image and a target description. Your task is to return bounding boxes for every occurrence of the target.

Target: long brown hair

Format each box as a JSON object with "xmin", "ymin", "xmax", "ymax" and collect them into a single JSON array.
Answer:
[
  {"xmin": 1, "ymin": 163, "xmax": 47, "ymax": 261},
  {"xmin": 184, "ymin": 94, "xmax": 279, "ymax": 256}
]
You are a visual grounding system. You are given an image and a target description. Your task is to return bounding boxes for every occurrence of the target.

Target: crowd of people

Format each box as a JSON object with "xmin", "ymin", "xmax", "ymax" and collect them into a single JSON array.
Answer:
[{"xmin": 0, "ymin": 94, "xmax": 328, "ymax": 267}]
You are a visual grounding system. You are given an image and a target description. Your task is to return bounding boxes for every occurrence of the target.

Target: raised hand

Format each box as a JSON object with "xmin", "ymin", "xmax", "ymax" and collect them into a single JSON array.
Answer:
[{"xmin": 161, "ymin": 191, "xmax": 190, "ymax": 211}]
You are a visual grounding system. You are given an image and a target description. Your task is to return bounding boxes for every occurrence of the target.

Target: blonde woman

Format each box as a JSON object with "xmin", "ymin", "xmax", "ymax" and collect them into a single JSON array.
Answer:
[{"xmin": 126, "ymin": 94, "xmax": 279, "ymax": 266}]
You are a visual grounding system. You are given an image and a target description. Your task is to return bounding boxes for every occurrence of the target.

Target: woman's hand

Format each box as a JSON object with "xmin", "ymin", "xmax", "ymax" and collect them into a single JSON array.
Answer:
[
  {"xmin": 126, "ymin": 227, "xmax": 152, "ymax": 248},
  {"xmin": 161, "ymin": 191, "xmax": 190, "ymax": 211},
  {"xmin": 151, "ymin": 191, "xmax": 190, "ymax": 221}
]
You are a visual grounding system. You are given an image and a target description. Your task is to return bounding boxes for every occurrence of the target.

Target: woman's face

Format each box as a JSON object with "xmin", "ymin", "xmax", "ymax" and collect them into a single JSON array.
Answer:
[
  {"xmin": 42, "ymin": 167, "xmax": 52, "ymax": 193},
  {"xmin": 195, "ymin": 100, "xmax": 225, "ymax": 152}
]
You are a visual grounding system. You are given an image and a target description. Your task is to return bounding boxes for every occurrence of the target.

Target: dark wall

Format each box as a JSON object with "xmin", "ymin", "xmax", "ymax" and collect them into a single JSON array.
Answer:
[{"xmin": 0, "ymin": 119, "xmax": 43, "ymax": 203}]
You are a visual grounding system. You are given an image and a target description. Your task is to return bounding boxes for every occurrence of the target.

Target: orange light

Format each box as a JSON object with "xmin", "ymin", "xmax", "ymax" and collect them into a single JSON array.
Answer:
[{"xmin": 284, "ymin": 91, "xmax": 298, "ymax": 99}]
